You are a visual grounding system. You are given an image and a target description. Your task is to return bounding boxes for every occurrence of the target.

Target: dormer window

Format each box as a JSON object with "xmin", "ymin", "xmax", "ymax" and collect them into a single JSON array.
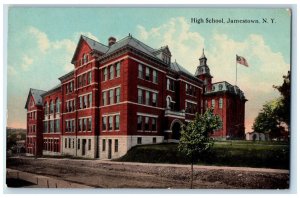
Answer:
[{"xmin": 162, "ymin": 54, "xmax": 170, "ymax": 65}]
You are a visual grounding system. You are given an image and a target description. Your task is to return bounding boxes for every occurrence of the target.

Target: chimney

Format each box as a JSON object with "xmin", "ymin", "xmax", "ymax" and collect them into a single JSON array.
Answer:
[{"xmin": 108, "ymin": 37, "xmax": 116, "ymax": 46}]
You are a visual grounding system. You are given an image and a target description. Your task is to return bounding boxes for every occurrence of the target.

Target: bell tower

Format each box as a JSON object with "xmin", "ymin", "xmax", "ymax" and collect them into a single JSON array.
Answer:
[{"xmin": 195, "ymin": 49, "xmax": 213, "ymax": 91}]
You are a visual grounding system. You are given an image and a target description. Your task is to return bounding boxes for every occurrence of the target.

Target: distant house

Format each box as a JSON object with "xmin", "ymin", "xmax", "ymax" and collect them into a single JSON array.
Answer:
[{"xmin": 246, "ymin": 132, "xmax": 269, "ymax": 141}]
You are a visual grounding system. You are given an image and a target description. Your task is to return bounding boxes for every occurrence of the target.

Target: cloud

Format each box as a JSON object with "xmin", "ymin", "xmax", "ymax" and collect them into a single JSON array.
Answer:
[
  {"xmin": 136, "ymin": 17, "xmax": 290, "ymax": 132},
  {"xmin": 28, "ymin": 26, "xmax": 50, "ymax": 53},
  {"xmin": 137, "ymin": 17, "xmax": 205, "ymax": 72},
  {"xmin": 20, "ymin": 55, "xmax": 33, "ymax": 71}
]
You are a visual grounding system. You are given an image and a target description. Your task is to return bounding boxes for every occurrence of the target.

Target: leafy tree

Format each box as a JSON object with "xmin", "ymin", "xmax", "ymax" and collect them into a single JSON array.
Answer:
[
  {"xmin": 178, "ymin": 109, "xmax": 222, "ymax": 189},
  {"xmin": 273, "ymin": 71, "xmax": 290, "ymax": 129},
  {"xmin": 252, "ymin": 99, "xmax": 283, "ymax": 139}
]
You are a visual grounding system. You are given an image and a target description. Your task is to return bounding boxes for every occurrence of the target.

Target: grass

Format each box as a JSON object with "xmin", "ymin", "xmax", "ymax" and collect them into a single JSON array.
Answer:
[{"xmin": 116, "ymin": 141, "xmax": 290, "ymax": 169}]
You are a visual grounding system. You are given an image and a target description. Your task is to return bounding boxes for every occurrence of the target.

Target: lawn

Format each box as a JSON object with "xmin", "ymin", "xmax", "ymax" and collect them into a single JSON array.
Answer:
[{"xmin": 116, "ymin": 141, "xmax": 290, "ymax": 169}]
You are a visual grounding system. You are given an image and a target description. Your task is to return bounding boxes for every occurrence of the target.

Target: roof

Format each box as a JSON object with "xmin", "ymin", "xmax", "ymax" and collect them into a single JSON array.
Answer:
[
  {"xmin": 41, "ymin": 84, "xmax": 61, "ymax": 97},
  {"xmin": 205, "ymin": 81, "xmax": 246, "ymax": 99},
  {"xmin": 25, "ymin": 88, "xmax": 46, "ymax": 109},
  {"xmin": 82, "ymin": 35, "xmax": 109, "ymax": 54},
  {"xmin": 58, "ymin": 70, "xmax": 74, "ymax": 81},
  {"xmin": 170, "ymin": 61, "xmax": 193, "ymax": 76}
]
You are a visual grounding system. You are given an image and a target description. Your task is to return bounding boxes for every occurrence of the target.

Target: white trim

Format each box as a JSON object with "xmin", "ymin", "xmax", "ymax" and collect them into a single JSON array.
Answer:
[
  {"xmin": 166, "ymin": 75, "xmax": 176, "ymax": 81},
  {"xmin": 185, "ymin": 119, "xmax": 193, "ymax": 122},
  {"xmin": 127, "ymin": 101, "xmax": 165, "ymax": 110},
  {"xmin": 137, "ymin": 85, "xmax": 159, "ymax": 94},
  {"xmin": 78, "ymin": 115, "xmax": 93, "ymax": 119},
  {"xmin": 26, "ymin": 135, "xmax": 36, "ymax": 137},
  {"xmin": 185, "ymin": 99, "xmax": 198, "ymax": 105},
  {"xmin": 164, "ymin": 130, "xmax": 172, "ymax": 133},
  {"xmin": 78, "ymin": 91, "xmax": 92, "ymax": 97},
  {"xmin": 102, "ymin": 85, "xmax": 121, "ymax": 92},
  {"xmin": 100, "ymin": 57, "xmax": 125, "ymax": 69},
  {"xmin": 43, "ymin": 137, "xmax": 60, "ymax": 140},
  {"xmin": 75, "ymin": 59, "xmax": 96, "ymax": 70},
  {"xmin": 185, "ymin": 113, "xmax": 196, "ymax": 116},
  {"xmin": 137, "ymin": 112, "xmax": 158, "ymax": 118},
  {"xmin": 164, "ymin": 114, "xmax": 185, "ymax": 119},
  {"xmin": 179, "ymin": 78, "xmax": 202, "ymax": 90},
  {"xmin": 27, "ymin": 109, "xmax": 40, "ymax": 113},
  {"xmin": 62, "ymin": 79, "xmax": 74, "ymax": 85},
  {"xmin": 65, "ymin": 98, "xmax": 76, "ymax": 103},
  {"xmin": 129, "ymin": 56, "xmax": 166, "ymax": 74},
  {"xmin": 102, "ymin": 112, "xmax": 120, "ymax": 117},
  {"xmin": 75, "ymin": 82, "xmax": 97, "ymax": 91}
]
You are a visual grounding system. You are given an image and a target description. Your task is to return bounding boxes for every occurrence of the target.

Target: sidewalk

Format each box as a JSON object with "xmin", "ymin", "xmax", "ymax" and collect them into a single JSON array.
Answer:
[{"xmin": 12, "ymin": 156, "xmax": 289, "ymax": 174}]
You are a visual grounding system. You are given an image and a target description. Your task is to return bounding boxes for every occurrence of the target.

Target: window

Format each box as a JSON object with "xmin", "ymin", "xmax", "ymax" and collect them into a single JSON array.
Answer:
[
  {"xmin": 102, "ymin": 91, "xmax": 107, "ymax": 106},
  {"xmin": 56, "ymin": 99, "xmax": 60, "ymax": 113},
  {"xmin": 137, "ymin": 116, "xmax": 142, "ymax": 130},
  {"xmin": 102, "ymin": 117, "xmax": 107, "ymax": 131},
  {"xmin": 152, "ymin": 93, "xmax": 157, "ymax": 106},
  {"xmin": 145, "ymin": 117, "xmax": 149, "ymax": 131},
  {"xmin": 50, "ymin": 101, "xmax": 54, "ymax": 114},
  {"xmin": 115, "ymin": 115, "xmax": 120, "ymax": 130},
  {"xmin": 109, "ymin": 116, "xmax": 113, "ymax": 130},
  {"xmin": 78, "ymin": 75, "xmax": 82, "ymax": 87},
  {"xmin": 78, "ymin": 139, "xmax": 80, "ymax": 149},
  {"xmin": 84, "ymin": 95, "xmax": 87, "ymax": 108},
  {"xmin": 152, "ymin": 118, "xmax": 157, "ymax": 131},
  {"xmin": 68, "ymin": 138, "xmax": 71, "ymax": 148},
  {"xmin": 78, "ymin": 119, "xmax": 82, "ymax": 131},
  {"xmin": 88, "ymin": 139, "xmax": 91, "ymax": 150},
  {"xmin": 44, "ymin": 121, "xmax": 48, "ymax": 133},
  {"xmin": 109, "ymin": 89, "xmax": 114, "ymax": 104},
  {"xmin": 79, "ymin": 97, "xmax": 83, "ymax": 109},
  {"xmin": 44, "ymin": 103, "xmax": 48, "ymax": 115},
  {"xmin": 102, "ymin": 139, "xmax": 106, "ymax": 151},
  {"xmin": 212, "ymin": 99, "xmax": 215, "ymax": 108},
  {"xmin": 138, "ymin": 64, "xmax": 143, "ymax": 79},
  {"xmin": 153, "ymin": 137, "xmax": 156, "ymax": 144},
  {"xmin": 167, "ymin": 79, "xmax": 175, "ymax": 91},
  {"xmin": 87, "ymin": 71, "xmax": 92, "ymax": 84},
  {"xmin": 109, "ymin": 65, "xmax": 114, "ymax": 80},
  {"xmin": 70, "ymin": 81, "xmax": 73, "ymax": 92},
  {"xmin": 116, "ymin": 62, "xmax": 120, "ymax": 77},
  {"xmin": 89, "ymin": 93, "xmax": 92, "ymax": 107},
  {"xmin": 65, "ymin": 121, "xmax": 69, "ymax": 132},
  {"xmin": 137, "ymin": 137, "xmax": 142, "ymax": 145},
  {"xmin": 72, "ymin": 120, "xmax": 75, "ymax": 132},
  {"xmin": 65, "ymin": 138, "xmax": 67, "ymax": 148},
  {"xmin": 115, "ymin": 139, "xmax": 118, "ymax": 152},
  {"xmin": 103, "ymin": 68, "xmax": 108, "ymax": 81},
  {"xmin": 205, "ymin": 100, "xmax": 208, "ymax": 108},
  {"xmin": 83, "ymin": 118, "xmax": 87, "ymax": 131},
  {"xmin": 145, "ymin": 67, "xmax": 150, "ymax": 80},
  {"xmin": 219, "ymin": 98, "xmax": 223, "ymax": 109},
  {"xmin": 83, "ymin": 54, "xmax": 88, "ymax": 64},
  {"xmin": 72, "ymin": 139, "xmax": 75, "ymax": 149},
  {"xmin": 88, "ymin": 118, "xmax": 92, "ymax": 131},
  {"xmin": 50, "ymin": 120, "xmax": 54, "ymax": 132},
  {"xmin": 138, "ymin": 89, "xmax": 143, "ymax": 104},
  {"xmin": 115, "ymin": 88, "xmax": 120, "ymax": 103},
  {"xmin": 55, "ymin": 119, "xmax": 60, "ymax": 132},
  {"xmin": 145, "ymin": 91, "xmax": 150, "ymax": 105},
  {"xmin": 153, "ymin": 70, "xmax": 158, "ymax": 83},
  {"xmin": 82, "ymin": 73, "xmax": 86, "ymax": 86}
]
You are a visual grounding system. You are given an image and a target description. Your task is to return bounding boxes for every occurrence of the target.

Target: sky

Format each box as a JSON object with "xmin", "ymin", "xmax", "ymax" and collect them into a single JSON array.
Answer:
[{"xmin": 6, "ymin": 7, "xmax": 291, "ymax": 132}]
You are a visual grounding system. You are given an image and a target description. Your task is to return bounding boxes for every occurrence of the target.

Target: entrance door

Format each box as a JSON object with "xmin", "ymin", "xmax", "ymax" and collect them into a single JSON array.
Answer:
[
  {"xmin": 108, "ymin": 139, "xmax": 112, "ymax": 159},
  {"xmin": 82, "ymin": 139, "xmax": 86, "ymax": 156},
  {"xmin": 172, "ymin": 122, "xmax": 182, "ymax": 140}
]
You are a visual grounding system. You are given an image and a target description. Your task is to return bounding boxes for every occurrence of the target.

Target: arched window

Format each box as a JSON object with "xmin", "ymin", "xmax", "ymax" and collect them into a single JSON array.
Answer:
[
  {"xmin": 211, "ymin": 99, "xmax": 215, "ymax": 108},
  {"xmin": 56, "ymin": 98, "xmax": 60, "ymax": 113},
  {"xmin": 44, "ymin": 103, "xmax": 48, "ymax": 115},
  {"xmin": 50, "ymin": 100, "xmax": 54, "ymax": 114},
  {"xmin": 83, "ymin": 54, "xmax": 88, "ymax": 64},
  {"xmin": 166, "ymin": 96, "xmax": 171, "ymax": 109}
]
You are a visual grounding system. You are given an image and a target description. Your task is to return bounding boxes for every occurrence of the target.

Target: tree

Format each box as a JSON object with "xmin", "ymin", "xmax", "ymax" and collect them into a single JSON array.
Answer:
[
  {"xmin": 252, "ymin": 99, "xmax": 283, "ymax": 139},
  {"xmin": 273, "ymin": 71, "xmax": 290, "ymax": 129},
  {"xmin": 178, "ymin": 109, "xmax": 222, "ymax": 189}
]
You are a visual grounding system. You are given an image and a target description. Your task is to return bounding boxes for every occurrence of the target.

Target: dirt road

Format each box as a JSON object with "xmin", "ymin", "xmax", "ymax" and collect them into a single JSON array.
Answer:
[{"xmin": 6, "ymin": 157, "xmax": 289, "ymax": 189}]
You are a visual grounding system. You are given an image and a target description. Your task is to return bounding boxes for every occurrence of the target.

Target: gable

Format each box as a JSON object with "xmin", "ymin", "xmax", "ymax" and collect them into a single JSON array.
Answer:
[{"xmin": 71, "ymin": 37, "xmax": 92, "ymax": 65}]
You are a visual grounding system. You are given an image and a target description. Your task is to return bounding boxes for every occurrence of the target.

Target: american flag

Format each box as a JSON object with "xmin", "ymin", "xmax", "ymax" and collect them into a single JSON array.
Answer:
[{"xmin": 236, "ymin": 55, "xmax": 249, "ymax": 67}]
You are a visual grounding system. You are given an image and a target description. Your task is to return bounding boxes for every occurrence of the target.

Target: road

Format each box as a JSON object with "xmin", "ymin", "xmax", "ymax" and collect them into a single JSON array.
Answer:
[{"xmin": 6, "ymin": 157, "xmax": 289, "ymax": 189}]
